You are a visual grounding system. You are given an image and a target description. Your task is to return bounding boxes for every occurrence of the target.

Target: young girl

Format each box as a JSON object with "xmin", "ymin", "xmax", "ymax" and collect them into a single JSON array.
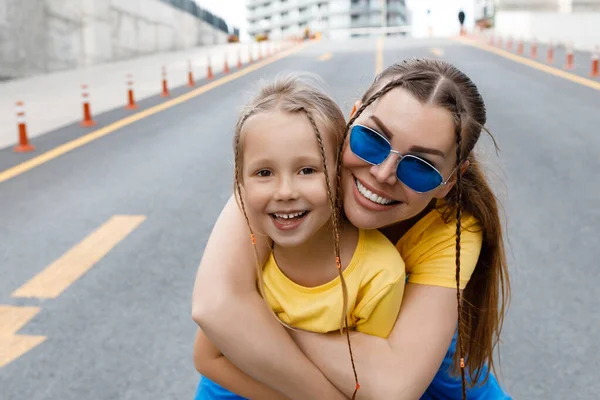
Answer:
[{"xmin": 192, "ymin": 76, "xmax": 406, "ymax": 399}]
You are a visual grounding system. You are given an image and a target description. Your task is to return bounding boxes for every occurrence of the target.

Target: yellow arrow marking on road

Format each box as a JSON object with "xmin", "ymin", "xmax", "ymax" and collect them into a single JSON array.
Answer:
[{"xmin": 0, "ymin": 305, "xmax": 46, "ymax": 368}]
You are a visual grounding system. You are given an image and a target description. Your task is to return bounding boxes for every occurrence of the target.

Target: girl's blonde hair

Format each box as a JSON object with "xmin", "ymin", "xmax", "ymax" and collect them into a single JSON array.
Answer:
[{"xmin": 233, "ymin": 74, "xmax": 360, "ymax": 398}]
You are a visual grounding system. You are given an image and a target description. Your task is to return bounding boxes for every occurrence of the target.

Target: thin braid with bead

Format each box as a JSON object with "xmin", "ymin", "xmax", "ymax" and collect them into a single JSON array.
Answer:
[
  {"xmin": 454, "ymin": 111, "xmax": 467, "ymax": 400},
  {"xmin": 301, "ymin": 108, "xmax": 360, "ymax": 399}
]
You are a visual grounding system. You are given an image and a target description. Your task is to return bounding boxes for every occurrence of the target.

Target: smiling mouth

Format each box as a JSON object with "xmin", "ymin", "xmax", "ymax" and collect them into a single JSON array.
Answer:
[
  {"xmin": 355, "ymin": 179, "xmax": 399, "ymax": 206},
  {"xmin": 270, "ymin": 211, "xmax": 309, "ymax": 225}
]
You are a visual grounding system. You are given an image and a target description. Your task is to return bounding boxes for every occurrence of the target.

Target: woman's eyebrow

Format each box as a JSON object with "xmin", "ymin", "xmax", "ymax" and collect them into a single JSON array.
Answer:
[{"xmin": 370, "ymin": 115, "xmax": 446, "ymax": 158}]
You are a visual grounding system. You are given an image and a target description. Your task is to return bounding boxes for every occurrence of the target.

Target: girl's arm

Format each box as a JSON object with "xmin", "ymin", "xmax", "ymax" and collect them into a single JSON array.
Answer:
[
  {"xmin": 193, "ymin": 329, "xmax": 289, "ymax": 399},
  {"xmin": 192, "ymin": 195, "xmax": 348, "ymax": 400},
  {"xmin": 289, "ymin": 283, "xmax": 459, "ymax": 399}
]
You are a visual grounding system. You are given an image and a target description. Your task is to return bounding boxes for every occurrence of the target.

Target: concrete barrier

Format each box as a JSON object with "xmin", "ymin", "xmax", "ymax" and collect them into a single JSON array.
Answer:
[{"xmin": 495, "ymin": 11, "xmax": 600, "ymax": 51}]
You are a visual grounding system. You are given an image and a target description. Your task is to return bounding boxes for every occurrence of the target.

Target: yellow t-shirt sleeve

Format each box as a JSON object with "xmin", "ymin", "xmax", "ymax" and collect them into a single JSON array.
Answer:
[
  {"xmin": 404, "ymin": 220, "xmax": 482, "ymax": 290},
  {"xmin": 353, "ymin": 278, "xmax": 404, "ymax": 338}
]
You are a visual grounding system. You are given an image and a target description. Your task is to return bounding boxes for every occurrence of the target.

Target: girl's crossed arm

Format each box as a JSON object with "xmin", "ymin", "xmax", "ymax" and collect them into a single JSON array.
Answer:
[
  {"xmin": 193, "ymin": 328, "xmax": 289, "ymax": 399},
  {"xmin": 289, "ymin": 283, "xmax": 459, "ymax": 399},
  {"xmin": 192, "ymin": 196, "xmax": 347, "ymax": 400}
]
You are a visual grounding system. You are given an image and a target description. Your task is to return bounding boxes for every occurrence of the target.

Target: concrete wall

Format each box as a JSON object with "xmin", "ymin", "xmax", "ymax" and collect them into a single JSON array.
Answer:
[
  {"xmin": 0, "ymin": 0, "xmax": 228, "ymax": 80},
  {"xmin": 495, "ymin": 11, "xmax": 600, "ymax": 51}
]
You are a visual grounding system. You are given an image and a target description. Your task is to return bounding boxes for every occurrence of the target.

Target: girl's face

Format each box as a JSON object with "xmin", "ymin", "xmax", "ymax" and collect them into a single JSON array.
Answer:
[
  {"xmin": 341, "ymin": 88, "xmax": 460, "ymax": 230},
  {"xmin": 241, "ymin": 110, "xmax": 337, "ymax": 247}
]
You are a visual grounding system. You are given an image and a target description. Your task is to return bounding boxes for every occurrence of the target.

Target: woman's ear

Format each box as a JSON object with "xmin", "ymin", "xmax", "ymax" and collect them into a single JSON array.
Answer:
[{"xmin": 350, "ymin": 100, "xmax": 362, "ymax": 119}]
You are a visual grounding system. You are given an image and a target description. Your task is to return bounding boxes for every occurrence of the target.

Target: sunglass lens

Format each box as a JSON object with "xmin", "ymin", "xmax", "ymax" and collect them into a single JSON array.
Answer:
[
  {"xmin": 397, "ymin": 156, "xmax": 443, "ymax": 193},
  {"xmin": 350, "ymin": 125, "xmax": 390, "ymax": 165}
]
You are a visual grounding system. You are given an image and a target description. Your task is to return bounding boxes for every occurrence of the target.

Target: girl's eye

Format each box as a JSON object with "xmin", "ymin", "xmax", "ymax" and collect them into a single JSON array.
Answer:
[
  {"xmin": 256, "ymin": 170, "xmax": 272, "ymax": 177},
  {"xmin": 299, "ymin": 167, "xmax": 316, "ymax": 175}
]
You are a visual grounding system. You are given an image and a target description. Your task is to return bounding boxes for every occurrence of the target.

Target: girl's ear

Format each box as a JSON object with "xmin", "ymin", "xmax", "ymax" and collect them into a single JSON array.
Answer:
[{"xmin": 350, "ymin": 100, "xmax": 362, "ymax": 119}]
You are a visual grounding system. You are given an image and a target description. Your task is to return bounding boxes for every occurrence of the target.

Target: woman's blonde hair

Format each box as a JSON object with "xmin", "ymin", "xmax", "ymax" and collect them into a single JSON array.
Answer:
[{"xmin": 233, "ymin": 74, "xmax": 361, "ymax": 398}]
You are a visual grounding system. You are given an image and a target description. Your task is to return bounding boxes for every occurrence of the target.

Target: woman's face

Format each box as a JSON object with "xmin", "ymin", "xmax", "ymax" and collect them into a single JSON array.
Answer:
[{"xmin": 341, "ymin": 87, "xmax": 460, "ymax": 230}]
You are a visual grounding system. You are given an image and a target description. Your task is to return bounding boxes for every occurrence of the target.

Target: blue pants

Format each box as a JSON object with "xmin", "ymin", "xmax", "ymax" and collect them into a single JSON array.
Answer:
[{"xmin": 195, "ymin": 332, "xmax": 511, "ymax": 400}]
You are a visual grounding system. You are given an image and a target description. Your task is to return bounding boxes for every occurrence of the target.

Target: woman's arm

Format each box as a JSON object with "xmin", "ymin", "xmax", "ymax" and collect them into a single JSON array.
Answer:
[
  {"xmin": 289, "ymin": 283, "xmax": 458, "ymax": 399},
  {"xmin": 192, "ymin": 195, "xmax": 347, "ymax": 400},
  {"xmin": 193, "ymin": 329, "xmax": 289, "ymax": 399}
]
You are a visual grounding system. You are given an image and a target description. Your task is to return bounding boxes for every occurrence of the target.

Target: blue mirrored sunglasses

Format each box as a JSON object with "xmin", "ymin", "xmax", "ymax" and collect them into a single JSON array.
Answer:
[{"xmin": 349, "ymin": 124, "xmax": 456, "ymax": 193}]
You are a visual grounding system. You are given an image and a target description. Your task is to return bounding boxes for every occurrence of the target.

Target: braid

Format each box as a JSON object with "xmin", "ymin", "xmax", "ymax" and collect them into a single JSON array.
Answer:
[
  {"xmin": 301, "ymin": 108, "xmax": 360, "ymax": 399},
  {"xmin": 455, "ymin": 112, "xmax": 467, "ymax": 400},
  {"xmin": 234, "ymin": 110, "xmax": 268, "ymax": 300}
]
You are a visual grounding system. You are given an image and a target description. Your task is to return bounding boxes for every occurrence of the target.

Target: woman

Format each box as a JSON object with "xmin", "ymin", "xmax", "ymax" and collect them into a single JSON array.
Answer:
[{"xmin": 192, "ymin": 58, "xmax": 511, "ymax": 399}]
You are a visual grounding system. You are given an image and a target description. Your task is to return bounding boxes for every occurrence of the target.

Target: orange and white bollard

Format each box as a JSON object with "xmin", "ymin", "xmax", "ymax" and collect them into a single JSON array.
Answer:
[
  {"xmin": 126, "ymin": 74, "xmax": 137, "ymax": 110},
  {"xmin": 517, "ymin": 38, "xmax": 524, "ymax": 55},
  {"xmin": 488, "ymin": 34, "xmax": 495, "ymax": 46},
  {"xmin": 223, "ymin": 54, "xmax": 230, "ymax": 74},
  {"xmin": 507, "ymin": 36, "xmax": 513, "ymax": 51},
  {"xmin": 237, "ymin": 49, "xmax": 243, "ymax": 69},
  {"xmin": 531, "ymin": 39, "xmax": 538, "ymax": 59},
  {"xmin": 207, "ymin": 55, "xmax": 214, "ymax": 80},
  {"xmin": 591, "ymin": 48, "xmax": 599, "ymax": 77},
  {"xmin": 13, "ymin": 101, "xmax": 35, "ymax": 153},
  {"xmin": 547, "ymin": 41, "xmax": 554, "ymax": 64},
  {"xmin": 565, "ymin": 43, "xmax": 574, "ymax": 70},
  {"xmin": 497, "ymin": 36, "xmax": 503, "ymax": 48},
  {"xmin": 249, "ymin": 45, "xmax": 254, "ymax": 63},
  {"xmin": 80, "ymin": 84, "xmax": 96, "ymax": 127},
  {"xmin": 161, "ymin": 66, "xmax": 170, "ymax": 97},
  {"xmin": 188, "ymin": 60, "xmax": 195, "ymax": 87},
  {"xmin": 258, "ymin": 44, "xmax": 263, "ymax": 60}
]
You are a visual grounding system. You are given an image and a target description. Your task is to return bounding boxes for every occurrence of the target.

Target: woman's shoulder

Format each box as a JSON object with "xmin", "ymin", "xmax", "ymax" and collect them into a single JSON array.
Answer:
[
  {"xmin": 396, "ymin": 201, "xmax": 482, "ymax": 259},
  {"xmin": 397, "ymin": 201, "xmax": 483, "ymax": 289}
]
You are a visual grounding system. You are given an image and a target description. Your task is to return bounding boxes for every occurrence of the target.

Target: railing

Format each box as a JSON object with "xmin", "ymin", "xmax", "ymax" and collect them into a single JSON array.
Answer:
[{"xmin": 158, "ymin": 0, "xmax": 231, "ymax": 34}]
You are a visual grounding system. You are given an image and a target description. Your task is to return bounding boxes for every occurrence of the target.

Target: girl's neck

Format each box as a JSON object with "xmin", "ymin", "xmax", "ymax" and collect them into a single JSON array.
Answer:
[{"xmin": 272, "ymin": 220, "xmax": 359, "ymax": 288}]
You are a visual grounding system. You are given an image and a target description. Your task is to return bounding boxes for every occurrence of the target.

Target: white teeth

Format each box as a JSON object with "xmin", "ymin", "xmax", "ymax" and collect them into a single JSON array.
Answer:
[
  {"xmin": 274, "ymin": 211, "xmax": 306, "ymax": 219},
  {"xmin": 356, "ymin": 179, "xmax": 394, "ymax": 205}
]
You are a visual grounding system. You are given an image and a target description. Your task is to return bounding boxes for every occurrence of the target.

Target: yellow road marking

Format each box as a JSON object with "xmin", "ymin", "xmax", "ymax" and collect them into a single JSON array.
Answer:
[
  {"xmin": 0, "ymin": 305, "xmax": 46, "ymax": 368},
  {"xmin": 318, "ymin": 52, "xmax": 332, "ymax": 61},
  {"xmin": 376, "ymin": 37, "xmax": 384, "ymax": 75},
  {"xmin": 0, "ymin": 43, "xmax": 310, "ymax": 184},
  {"xmin": 454, "ymin": 37, "xmax": 600, "ymax": 91},
  {"xmin": 430, "ymin": 48, "xmax": 444, "ymax": 57},
  {"xmin": 12, "ymin": 215, "xmax": 146, "ymax": 299}
]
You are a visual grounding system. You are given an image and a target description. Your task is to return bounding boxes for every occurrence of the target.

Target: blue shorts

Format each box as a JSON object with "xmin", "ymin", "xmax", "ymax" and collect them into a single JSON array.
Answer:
[
  {"xmin": 194, "ymin": 332, "xmax": 511, "ymax": 400},
  {"xmin": 420, "ymin": 331, "xmax": 512, "ymax": 400},
  {"xmin": 194, "ymin": 376, "xmax": 247, "ymax": 400}
]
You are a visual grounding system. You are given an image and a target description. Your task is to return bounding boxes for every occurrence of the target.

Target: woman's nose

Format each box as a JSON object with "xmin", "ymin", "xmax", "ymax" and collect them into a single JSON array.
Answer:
[{"xmin": 370, "ymin": 154, "xmax": 399, "ymax": 186}]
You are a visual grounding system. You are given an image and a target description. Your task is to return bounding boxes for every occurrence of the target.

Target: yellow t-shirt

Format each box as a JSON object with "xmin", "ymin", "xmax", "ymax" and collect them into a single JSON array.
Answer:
[
  {"xmin": 396, "ymin": 203, "xmax": 483, "ymax": 290},
  {"xmin": 262, "ymin": 229, "xmax": 405, "ymax": 338}
]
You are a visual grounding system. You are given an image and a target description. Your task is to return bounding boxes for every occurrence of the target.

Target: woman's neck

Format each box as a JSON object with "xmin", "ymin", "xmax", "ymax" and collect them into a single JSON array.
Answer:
[
  {"xmin": 272, "ymin": 220, "xmax": 359, "ymax": 288},
  {"xmin": 379, "ymin": 199, "xmax": 437, "ymax": 244}
]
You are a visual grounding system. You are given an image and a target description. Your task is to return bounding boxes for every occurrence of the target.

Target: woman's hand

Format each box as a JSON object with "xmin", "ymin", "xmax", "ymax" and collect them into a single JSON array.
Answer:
[
  {"xmin": 192, "ymin": 196, "xmax": 348, "ymax": 400},
  {"xmin": 289, "ymin": 283, "xmax": 459, "ymax": 399}
]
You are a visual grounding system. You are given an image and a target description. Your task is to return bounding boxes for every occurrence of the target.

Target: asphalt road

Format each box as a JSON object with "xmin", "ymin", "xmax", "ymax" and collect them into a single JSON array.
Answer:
[{"xmin": 1, "ymin": 37, "xmax": 599, "ymax": 399}]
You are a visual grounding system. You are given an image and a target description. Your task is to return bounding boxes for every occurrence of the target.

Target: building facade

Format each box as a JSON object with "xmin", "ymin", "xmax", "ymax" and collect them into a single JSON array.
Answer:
[
  {"xmin": 495, "ymin": 0, "xmax": 600, "ymax": 12},
  {"xmin": 247, "ymin": 0, "xmax": 407, "ymax": 40}
]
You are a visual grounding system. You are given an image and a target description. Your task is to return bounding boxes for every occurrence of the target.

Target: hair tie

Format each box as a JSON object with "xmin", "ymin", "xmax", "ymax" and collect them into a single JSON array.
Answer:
[
  {"xmin": 250, "ymin": 234, "xmax": 257, "ymax": 245},
  {"xmin": 335, "ymin": 257, "xmax": 341, "ymax": 269}
]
